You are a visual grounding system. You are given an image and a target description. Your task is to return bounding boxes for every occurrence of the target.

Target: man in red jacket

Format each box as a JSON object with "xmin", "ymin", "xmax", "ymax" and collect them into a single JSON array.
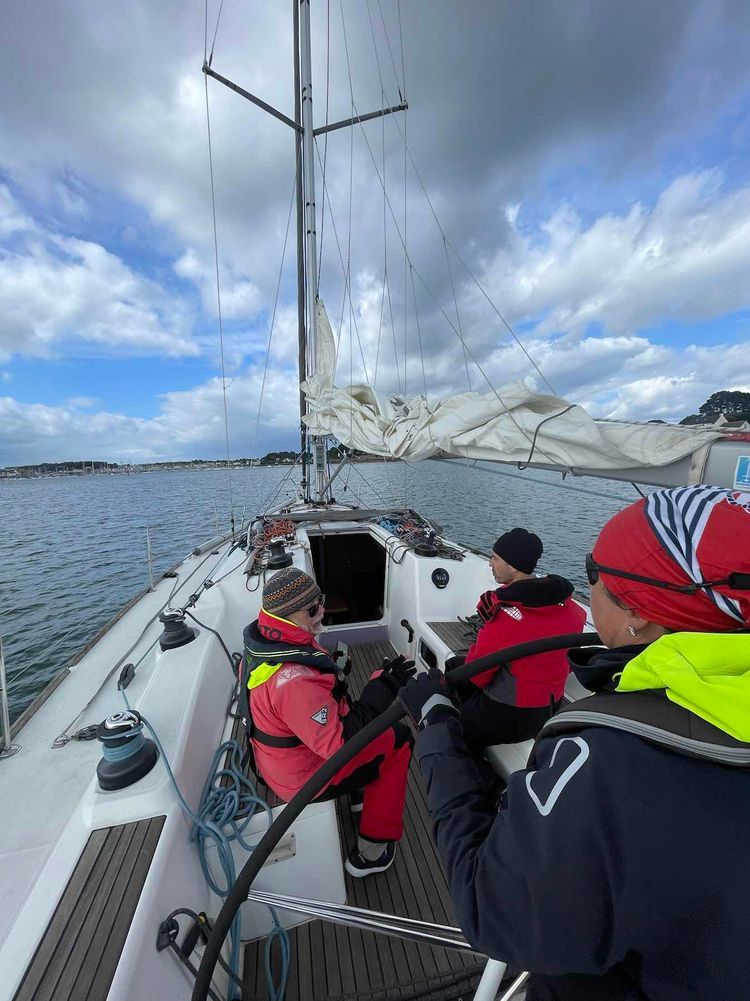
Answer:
[
  {"xmin": 459, "ymin": 528, "xmax": 586, "ymax": 751},
  {"xmin": 242, "ymin": 567, "xmax": 414, "ymax": 877}
]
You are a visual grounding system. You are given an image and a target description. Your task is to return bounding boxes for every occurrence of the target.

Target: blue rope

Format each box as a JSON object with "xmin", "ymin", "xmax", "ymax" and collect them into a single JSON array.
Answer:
[
  {"xmin": 99, "ymin": 725, "xmax": 147, "ymax": 761},
  {"xmin": 120, "ymin": 691, "xmax": 289, "ymax": 1001}
]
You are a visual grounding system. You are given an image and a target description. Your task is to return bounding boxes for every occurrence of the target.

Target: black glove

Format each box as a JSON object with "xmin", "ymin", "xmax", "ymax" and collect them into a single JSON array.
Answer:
[
  {"xmin": 398, "ymin": 667, "xmax": 459, "ymax": 728},
  {"xmin": 379, "ymin": 654, "xmax": 417, "ymax": 694},
  {"xmin": 477, "ymin": 589, "xmax": 498, "ymax": 623},
  {"xmin": 444, "ymin": 653, "xmax": 466, "ymax": 672}
]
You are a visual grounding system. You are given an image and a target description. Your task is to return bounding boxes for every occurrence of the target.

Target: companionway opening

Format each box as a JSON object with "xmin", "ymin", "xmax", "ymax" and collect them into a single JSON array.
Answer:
[{"xmin": 309, "ymin": 532, "xmax": 386, "ymax": 626}]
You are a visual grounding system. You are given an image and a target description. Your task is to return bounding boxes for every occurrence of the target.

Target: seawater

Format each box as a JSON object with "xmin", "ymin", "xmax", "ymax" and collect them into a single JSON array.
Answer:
[{"xmin": 0, "ymin": 461, "xmax": 632, "ymax": 723}]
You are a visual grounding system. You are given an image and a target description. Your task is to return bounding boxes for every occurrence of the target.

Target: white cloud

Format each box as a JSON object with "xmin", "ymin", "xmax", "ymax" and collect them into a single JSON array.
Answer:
[
  {"xmin": 478, "ymin": 171, "xmax": 750, "ymax": 342},
  {"xmin": 0, "ymin": 189, "xmax": 199, "ymax": 360},
  {"xmin": 0, "ymin": 184, "xmax": 34, "ymax": 239},
  {"xmin": 66, "ymin": 396, "xmax": 99, "ymax": 409},
  {"xmin": 174, "ymin": 247, "xmax": 261, "ymax": 321},
  {"xmin": 1, "ymin": 4, "xmax": 750, "ymax": 463},
  {"xmin": 0, "ymin": 360, "xmax": 302, "ymax": 465}
]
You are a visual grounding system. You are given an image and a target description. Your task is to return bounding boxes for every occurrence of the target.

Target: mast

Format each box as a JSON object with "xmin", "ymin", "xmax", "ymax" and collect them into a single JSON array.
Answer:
[
  {"xmin": 294, "ymin": 0, "xmax": 308, "ymax": 498},
  {"xmin": 298, "ymin": 0, "xmax": 329, "ymax": 502},
  {"xmin": 204, "ymin": 4, "xmax": 405, "ymax": 505}
]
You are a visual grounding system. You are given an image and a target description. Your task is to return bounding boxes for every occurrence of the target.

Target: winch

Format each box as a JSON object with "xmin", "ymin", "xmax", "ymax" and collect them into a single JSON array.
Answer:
[{"xmin": 96, "ymin": 709, "xmax": 158, "ymax": 791}]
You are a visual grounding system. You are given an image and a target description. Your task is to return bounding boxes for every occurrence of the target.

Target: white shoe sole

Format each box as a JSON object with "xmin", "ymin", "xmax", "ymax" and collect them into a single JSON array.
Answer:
[{"xmin": 344, "ymin": 849, "xmax": 396, "ymax": 878}]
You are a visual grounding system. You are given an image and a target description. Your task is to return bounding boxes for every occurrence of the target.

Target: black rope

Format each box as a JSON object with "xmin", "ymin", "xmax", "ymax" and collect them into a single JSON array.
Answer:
[
  {"xmin": 517, "ymin": 405, "xmax": 577, "ymax": 470},
  {"xmin": 182, "ymin": 609, "xmax": 236, "ymax": 673}
]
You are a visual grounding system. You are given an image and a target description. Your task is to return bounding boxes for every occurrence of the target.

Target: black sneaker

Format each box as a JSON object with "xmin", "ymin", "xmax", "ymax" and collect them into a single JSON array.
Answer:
[
  {"xmin": 344, "ymin": 842, "xmax": 396, "ymax": 877},
  {"xmin": 349, "ymin": 790, "xmax": 364, "ymax": 814}
]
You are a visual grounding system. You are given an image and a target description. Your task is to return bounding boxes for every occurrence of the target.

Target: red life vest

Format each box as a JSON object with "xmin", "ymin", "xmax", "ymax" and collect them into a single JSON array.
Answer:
[
  {"xmin": 241, "ymin": 609, "xmax": 352, "ymax": 802},
  {"xmin": 466, "ymin": 576, "xmax": 587, "ymax": 708}
]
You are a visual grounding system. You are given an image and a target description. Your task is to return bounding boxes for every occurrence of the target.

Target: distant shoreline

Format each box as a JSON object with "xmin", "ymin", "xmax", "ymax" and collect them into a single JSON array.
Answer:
[{"xmin": 0, "ymin": 456, "xmax": 394, "ymax": 479}]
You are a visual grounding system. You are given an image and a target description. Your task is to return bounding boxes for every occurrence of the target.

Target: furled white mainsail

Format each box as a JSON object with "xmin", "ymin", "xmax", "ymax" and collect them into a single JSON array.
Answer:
[{"xmin": 303, "ymin": 302, "xmax": 747, "ymax": 486}]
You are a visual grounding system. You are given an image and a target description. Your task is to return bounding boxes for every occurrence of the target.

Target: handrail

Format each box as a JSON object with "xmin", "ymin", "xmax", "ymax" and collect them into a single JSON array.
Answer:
[
  {"xmin": 247, "ymin": 889, "xmax": 531, "ymax": 999},
  {"xmin": 246, "ymin": 889, "xmax": 475, "ymax": 952},
  {"xmin": 0, "ymin": 635, "xmax": 20, "ymax": 758}
]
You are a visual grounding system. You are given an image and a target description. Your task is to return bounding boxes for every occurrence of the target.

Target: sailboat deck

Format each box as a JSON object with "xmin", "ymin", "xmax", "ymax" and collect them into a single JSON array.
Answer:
[
  {"xmin": 243, "ymin": 639, "xmax": 486, "ymax": 1001},
  {"xmin": 426, "ymin": 620, "xmax": 478, "ymax": 655}
]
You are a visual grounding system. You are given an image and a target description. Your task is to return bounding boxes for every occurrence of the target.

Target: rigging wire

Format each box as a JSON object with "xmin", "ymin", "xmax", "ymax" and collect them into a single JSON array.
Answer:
[
  {"xmin": 444, "ymin": 236, "xmax": 472, "ymax": 391},
  {"xmin": 318, "ymin": 30, "xmax": 556, "ymax": 464},
  {"xmin": 345, "ymin": 108, "xmax": 560, "ymax": 466},
  {"xmin": 316, "ymin": 0, "xmax": 332, "ymax": 294},
  {"xmin": 429, "ymin": 457, "xmax": 639, "ymax": 505},
  {"xmin": 203, "ymin": 60, "xmax": 236, "ymax": 536},
  {"xmin": 338, "ymin": 0, "xmax": 371, "ymax": 389},
  {"xmin": 313, "ymin": 139, "xmax": 372, "ymax": 388},
  {"xmin": 409, "ymin": 264, "xmax": 439, "ymax": 455},
  {"xmin": 206, "ymin": 0, "xmax": 226, "ymax": 66},
  {"xmin": 379, "ymin": 455, "xmax": 396, "ymax": 505},
  {"xmin": 259, "ymin": 452, "xmax": 305, "ymax": 515},
  {"xmin": 238, "ymin": 179, "xmax": 297, "ymax": 527},
  {"xmin": 345, "ymin": 460, "xmax": 393, "ymax": 508},
  {"xmin": 366, "ymin": 0, "xmax": 389, "ymax": 389},
  {"xmin": 399, "ymin": 0, "xmax": 408, "ymax": 511},
  {"xmin": 376, "ymin": 0, "xmax": 406, "ymax": 100},
  {"xmin": 385, "ymin": 271, "xmax": 402, "ymax": 394},
  {"xmin": 387, "ymin": 110, "xmax": 556, "ymax": 397}
]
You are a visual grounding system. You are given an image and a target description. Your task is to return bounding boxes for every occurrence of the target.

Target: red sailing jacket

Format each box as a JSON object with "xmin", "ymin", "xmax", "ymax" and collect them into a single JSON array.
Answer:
[
  {"xmin": 243, "ymin": 609, "xmax": 393, "ymax": 802},
  {"xmin": 466, "ymin": 575, "xmax": 587, "ymax": 708}
]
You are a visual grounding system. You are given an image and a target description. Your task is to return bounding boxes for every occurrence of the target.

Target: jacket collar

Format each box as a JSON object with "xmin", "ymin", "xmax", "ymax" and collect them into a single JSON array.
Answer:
[
  {"xmin": 257, "ymin": 607, "xmax": 321, "ymax": 648},
  {"xmin": 567, "ymin": 644, "xmax": 648, "ymax": 692},
  {"xmin": 494, "ymin": 574, "xmax": 575, "ymax": 608}
]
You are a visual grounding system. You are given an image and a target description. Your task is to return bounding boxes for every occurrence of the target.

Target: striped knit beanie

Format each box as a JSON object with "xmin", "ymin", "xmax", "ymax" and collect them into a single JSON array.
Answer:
[
  {"xmin": 262, "ymin": 568, "xmax": 321, "ymax": 618},
  {"xmin": 593, "ymin": 486, "xmax": 750, "ymax": 631}
]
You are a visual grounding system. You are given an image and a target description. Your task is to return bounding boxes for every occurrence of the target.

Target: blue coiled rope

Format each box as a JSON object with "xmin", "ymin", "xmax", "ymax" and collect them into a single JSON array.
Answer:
[{"xmin": 119, "ymin": 691, "xmax": 290, "ymax": 1001}]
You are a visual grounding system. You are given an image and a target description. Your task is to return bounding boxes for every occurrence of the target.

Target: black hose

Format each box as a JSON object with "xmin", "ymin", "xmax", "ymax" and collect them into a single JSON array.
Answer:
[{"xmin": 191, "ymin": 630, "xmax": 600, "ymax": 1000}]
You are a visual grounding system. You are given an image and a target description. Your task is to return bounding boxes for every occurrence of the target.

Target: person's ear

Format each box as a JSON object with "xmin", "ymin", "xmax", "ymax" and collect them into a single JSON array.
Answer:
[{"xmin": 626, "ymin": 611, "xmax": 665, "ymax": 643}]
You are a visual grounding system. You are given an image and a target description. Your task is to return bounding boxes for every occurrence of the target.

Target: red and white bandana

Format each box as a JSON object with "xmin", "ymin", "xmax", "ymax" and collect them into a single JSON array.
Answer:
[{"xmin": 593, "ymin": 486, "xmax": 750, "ymax": 631}]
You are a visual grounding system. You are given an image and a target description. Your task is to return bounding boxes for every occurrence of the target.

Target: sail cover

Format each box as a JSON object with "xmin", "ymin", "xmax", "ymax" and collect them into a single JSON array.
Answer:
[{"xmin": 302, "ymin": 302, "xmax": 728, "ymax": 472}]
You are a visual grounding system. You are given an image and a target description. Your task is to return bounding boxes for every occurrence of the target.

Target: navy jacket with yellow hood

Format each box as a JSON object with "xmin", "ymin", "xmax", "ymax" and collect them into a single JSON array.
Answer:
[{"xmin": 415, "ymin": 633, "xmax": 750, "ymax": 1001}]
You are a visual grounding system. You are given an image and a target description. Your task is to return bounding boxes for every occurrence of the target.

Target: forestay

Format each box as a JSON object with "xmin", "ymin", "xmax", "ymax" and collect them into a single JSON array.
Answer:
[{"xmin": 302, "ymin": 303, "xmax": 738, "ymax": 477}]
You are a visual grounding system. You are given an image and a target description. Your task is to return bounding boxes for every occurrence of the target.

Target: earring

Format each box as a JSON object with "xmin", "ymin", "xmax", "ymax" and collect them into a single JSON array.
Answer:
[{"xmin": 627, "ymin": 625, "xmax": 638, "ymax": 638}]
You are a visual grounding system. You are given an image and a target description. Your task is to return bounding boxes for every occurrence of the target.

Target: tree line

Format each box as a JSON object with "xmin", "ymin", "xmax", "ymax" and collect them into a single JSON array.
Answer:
[{"xmin": 680, "ymin": 391, "xmax": 750, "ymax": 425}]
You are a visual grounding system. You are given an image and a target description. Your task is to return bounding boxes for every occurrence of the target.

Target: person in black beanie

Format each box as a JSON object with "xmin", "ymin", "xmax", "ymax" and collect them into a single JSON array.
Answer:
[{"xmin": 457, "ymin": 528, "xmax": 586, "ymax": 751}]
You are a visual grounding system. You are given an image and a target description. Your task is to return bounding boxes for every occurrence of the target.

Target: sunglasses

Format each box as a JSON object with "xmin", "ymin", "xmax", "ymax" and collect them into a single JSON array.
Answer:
[
  {"xmin": 585, "ymin": 553, "xmax": 749, "ymax": 594},
  {"xmin": 307, "ymin": 594, "xmax": 326, "ymax": 616}
]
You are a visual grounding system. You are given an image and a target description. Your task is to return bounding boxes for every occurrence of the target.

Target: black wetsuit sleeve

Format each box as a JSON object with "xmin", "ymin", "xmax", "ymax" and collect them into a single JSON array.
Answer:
[{"xmin": 415, "ymin": 716, "xmax": 625, "ymax": 975}]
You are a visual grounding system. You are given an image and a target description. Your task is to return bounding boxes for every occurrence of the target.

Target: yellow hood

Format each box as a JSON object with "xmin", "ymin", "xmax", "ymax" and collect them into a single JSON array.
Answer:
[{"xmin": 616, "ymin": 632, "xmax": 750, "ymax": 742}]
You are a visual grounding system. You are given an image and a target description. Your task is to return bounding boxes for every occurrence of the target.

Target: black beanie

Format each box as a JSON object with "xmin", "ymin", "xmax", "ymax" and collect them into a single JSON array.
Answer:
[{"xmin": 492, "ymin": 528, "xmax": 543, "ymax": 574}]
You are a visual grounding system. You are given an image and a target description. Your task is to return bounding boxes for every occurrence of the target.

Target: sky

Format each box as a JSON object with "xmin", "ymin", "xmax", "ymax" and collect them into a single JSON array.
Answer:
[{"xmin": 1, "ymin": 0, "xmax": 750, "ymax": 466}]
